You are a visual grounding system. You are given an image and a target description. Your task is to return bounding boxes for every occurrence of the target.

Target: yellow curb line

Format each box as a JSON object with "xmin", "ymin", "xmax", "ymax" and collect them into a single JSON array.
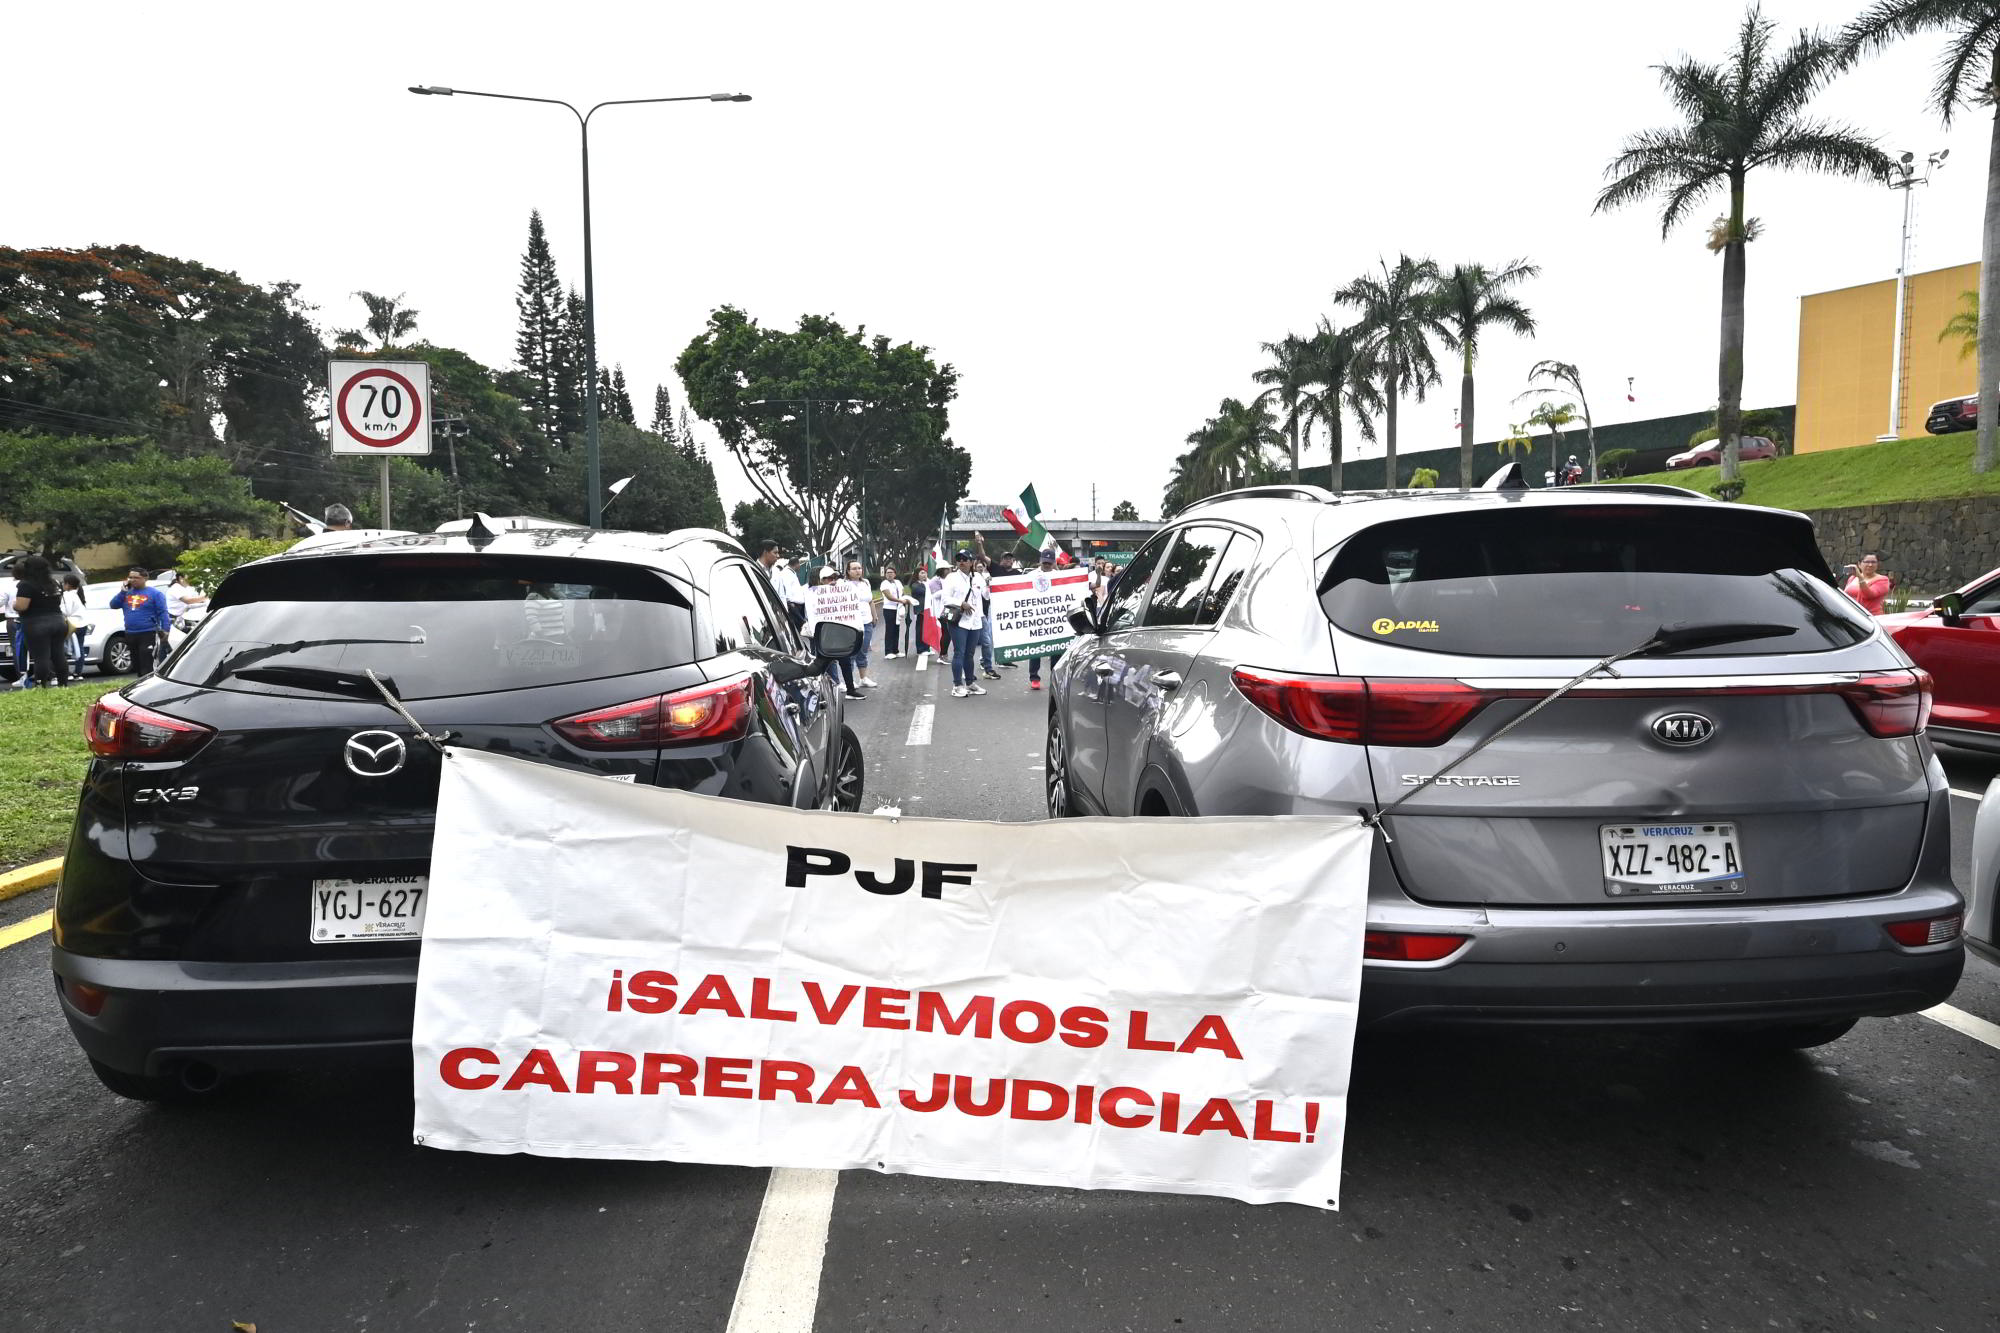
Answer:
[
  {"xmin": 0, "ymin": 857, "xmax": 61, "ymax": 905},
  {"xmin": 0, "ymin": 911, "xmax": 52, "ymax": 951}
]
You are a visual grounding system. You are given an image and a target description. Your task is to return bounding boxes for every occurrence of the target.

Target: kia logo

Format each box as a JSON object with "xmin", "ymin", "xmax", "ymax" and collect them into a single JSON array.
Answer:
[
  {"xmin": 343, "ymin": 730, "xmax": 408, "ymax": 777},
  {"xmin": 1650, "ymin": 712, "xmax": 1716, "ymax": 747}
]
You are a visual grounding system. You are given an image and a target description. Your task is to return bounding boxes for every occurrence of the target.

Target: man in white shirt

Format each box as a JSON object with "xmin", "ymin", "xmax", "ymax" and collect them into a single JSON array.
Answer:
[
  {"xmin": 939, "ymin": 549, "xmax": 986, "ymax": 698},
  {"xmin": 877, "ymin": 564, "xmax": 913, "ymax": 658}
]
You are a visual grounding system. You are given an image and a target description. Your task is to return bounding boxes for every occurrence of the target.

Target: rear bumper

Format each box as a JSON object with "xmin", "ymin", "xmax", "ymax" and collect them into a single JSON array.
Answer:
[
  {"xmin": 1359, "ymin": 885, "xmax": 1965, "ymax": 1029},
  {"xmin": 51, "ymin": 948, "xmax": 416, "ymax": 1076}
]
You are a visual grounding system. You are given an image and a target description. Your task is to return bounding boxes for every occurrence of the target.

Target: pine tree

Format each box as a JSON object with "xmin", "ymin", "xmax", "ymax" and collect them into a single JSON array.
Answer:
[
  {"xmin": 554, "ymin": 287, "xmax": 587, "ymax": 444},
  {"xmin": 651, "ymin": 383, "xmax": 677, "ymax": 443},
  {"xmin": 608, "ymin": 365, "xmax": 635, "ymax": 424},
  {"xmin": 513, "ymin": 212, "xmax": 564, "ymax": 439}
]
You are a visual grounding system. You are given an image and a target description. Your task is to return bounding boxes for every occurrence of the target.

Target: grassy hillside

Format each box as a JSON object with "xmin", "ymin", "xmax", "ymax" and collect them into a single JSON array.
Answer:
[
  {"xmin": 0, "ymin": 685, "xmax": 96, "ymax": 868},
  {"xmin": 1597, "ymin": 434, "xmax": 2000, "ymax": 511}
]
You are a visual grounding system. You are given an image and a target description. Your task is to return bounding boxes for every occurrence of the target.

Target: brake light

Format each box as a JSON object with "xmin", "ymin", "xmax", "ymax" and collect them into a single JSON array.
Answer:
[
  {"xmin": 1363, "ymin": 931, "xmax": 1469, "ymax": 962},
  {"xmin": 84, "ymin": 694, "xmax": 213, "ymax": 760},
  {"xmin": 1835, "ymin": 670, "xmax": 1932, "ymax": 738},
  {"xmin": 551, "ymin": 676, "xmax": 755, "ymax": 749},
  {"xmin": 1884, "ymin": 913, "xmax": 1961, "ymax": 947},
  {"xmin": 1231, "ymin": 670, "xmax": 1494, "ymax": 746}
]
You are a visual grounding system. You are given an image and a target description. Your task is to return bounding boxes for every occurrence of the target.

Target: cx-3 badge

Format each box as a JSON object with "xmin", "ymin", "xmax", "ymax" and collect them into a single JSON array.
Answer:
[
  {"xmin": 344, "ymin": 730, "xmax": 408, "ymax": 777},
  {"xmin": 1651, "ymin": 713, "xmax": 1716, "ymax": 747}
]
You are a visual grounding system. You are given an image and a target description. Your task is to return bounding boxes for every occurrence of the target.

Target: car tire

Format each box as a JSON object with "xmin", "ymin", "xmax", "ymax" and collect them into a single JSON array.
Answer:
[
  {"xmin": 1046, "ymin": 709, "xmax": 1077, "ymax": 817},
  {"xmin": 100, "ymin": 634, "xmax": 133, "ymax": 675},
  {"xmin": 830, "ymin": 725, "xmax": 865, "ymax": 812},
  {"xmin": 1706, "ymin": 1018, "xmax": 1858, "ymax": 1051},
  {"xmin": 86, "ymin": 1057, "xmax": 220, "ymax": 1104}
]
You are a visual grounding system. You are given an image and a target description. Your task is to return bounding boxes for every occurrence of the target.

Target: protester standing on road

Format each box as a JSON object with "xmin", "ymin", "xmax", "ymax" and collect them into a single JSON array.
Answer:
[
  {"xmin": 1843, "ymin": 554, "xmax": 1895, "ymax": 615},
  {"xmin": 60, "ymin": 574, "xmax": 88, "ymax": 676},
  {"xmin": 972, "ymin": 557, "xmax": 1001, "ymax": 680},
  {"xmin": 111, "ymin": 567, "xmax": 172, "ymax": 676},
  {"xmin": 879, "ymin": 564, "xmax": 912, "ymax": 658},
  {"xmin": 1024, "ymin": 546, "xmax": 1065, "ymax": 692},
  {"xmin": 806, "ymin": 566, "xmax": 864, "ymax": 700},
  {"xmin": 940, "ymin": 550, "xmax": 986, "ymax": 697},
  {"xmin": 844, "ymin": 560, "xmax": 880, "ymax": 690},
  {"xmin": 12, "ymin": 554, "xmax": 71, "ymax": 689},
  {"xmin": 928, "ymin": 564, "xmax": 950, "ymax": 663}
]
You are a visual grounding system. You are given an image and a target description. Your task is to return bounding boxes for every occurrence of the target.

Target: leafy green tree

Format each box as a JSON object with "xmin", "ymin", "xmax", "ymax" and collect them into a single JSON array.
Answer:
[
  {"xmin": 652, "ymin": 382, "xmax": 680, "ymax": 443},
  {"xmin": 676, "ymin": 307, "xmax": 969, "ymax": 555},
  {"xmin": 338, "ymin": 291, "xmax": 419, "ymax": 349},
  {"xmin": 556, "ymin": 289, "xmax": 588, "ymax": 442},
  {"xmin": 552, "ymin": 419, "xmax": 724, "ymax": 534},
  {"xmin": 0, "ymin": 433, "xmax": 276, "ymax": 554},
  {"xmin": 1519, "ymin": 361, "xmax": 1601, "ymax": 482},
  {"xmin": 1251, "ymin": 333, "xmax": 1315, "ymax": 482},
  {"xmin": 176, "ymin": 536, "xmax": 294, "ymax": 592},
  {"xmin": 1111, "ymin": 500, "xmax": 1140, "ymax": 521},
  {"xmin": 1598, "ymin": 5, "xmax": 1889, "ymax": 484},
  {"xmin": 1843, "ymin": 2, "xmax": 2000, "ymax": 471},
  {"xmin": 1432, "ymin": 261, "xmax": 1538, "ymax": 490},
  {"xmin": 514, "ymin": 210, "xmax": 566, "ymax": 439},
  {"xmin": 1300, "ymin": 320, "xmax": 1380, "ymax": 494},
  {"xmin": 598, "ymin": 365, "xmax": 635, "ymax": 425},
  {"xmin": 732, "ymin": 499, "xmax": 805, "ymax": 551},
  {"xmin": 1334, "ymin": 255, "xmax": 1446, "ymax": 487},
  {"xmin": 1409, "ymin": 467, "xmax": 1441, "ymax": 488}
]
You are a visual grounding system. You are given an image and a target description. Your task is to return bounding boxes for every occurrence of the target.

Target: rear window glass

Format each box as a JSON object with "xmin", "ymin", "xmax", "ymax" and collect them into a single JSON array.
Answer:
[
  {"xmin": 1319, "ymin": 507, "xmax": 1869, "ymax": 657},
  {"xmin": 168, "ymin": 554, "xmax": 695, "ymax": 699}
]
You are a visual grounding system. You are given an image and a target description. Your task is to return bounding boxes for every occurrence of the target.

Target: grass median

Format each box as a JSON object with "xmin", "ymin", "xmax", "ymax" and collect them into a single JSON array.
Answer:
[
  {"xmin": 0, "ymin": 684, "xmax": 101, "ymax": 869},
  {"xmin": 1600, "ymin": 434, "xmax": 2000, "ymax": 510}
]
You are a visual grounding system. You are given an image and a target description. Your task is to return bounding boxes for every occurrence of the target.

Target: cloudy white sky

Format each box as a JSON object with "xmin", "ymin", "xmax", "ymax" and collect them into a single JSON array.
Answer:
[{"xmin": 11, "ymin": 0, "xmax": 1991, "ymax": 523}]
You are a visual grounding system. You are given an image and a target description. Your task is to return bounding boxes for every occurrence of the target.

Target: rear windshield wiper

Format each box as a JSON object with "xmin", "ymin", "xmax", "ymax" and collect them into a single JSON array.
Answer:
[
  {"xmin": 1367, "ymin": 619, "xmax": 1800, "ymax": 838},
  {"xmin": 228, "ymin": 665, "xmax": 400, "ymax": 700}
]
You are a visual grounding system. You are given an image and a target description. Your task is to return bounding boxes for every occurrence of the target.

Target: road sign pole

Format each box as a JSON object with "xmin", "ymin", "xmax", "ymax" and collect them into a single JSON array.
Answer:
[{"xmin": 379, "ymin": 455, "xmax": 392, "ymax": 531}]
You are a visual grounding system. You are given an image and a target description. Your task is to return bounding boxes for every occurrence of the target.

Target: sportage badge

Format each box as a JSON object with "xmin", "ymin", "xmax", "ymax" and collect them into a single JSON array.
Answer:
[
  {"xmin": 344, "ymin": 730, "xmax": 408, "ymax": 777},
  {"xmin": 1650, "ymin": 712, "xmax": 1716, "ymax": 747}
]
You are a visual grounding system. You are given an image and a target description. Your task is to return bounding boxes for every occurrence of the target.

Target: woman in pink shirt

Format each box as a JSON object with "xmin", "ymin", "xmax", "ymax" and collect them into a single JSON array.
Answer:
[{"xmin": 1843, "ymin": 553, "xmax": 1894, "ymax": 615}]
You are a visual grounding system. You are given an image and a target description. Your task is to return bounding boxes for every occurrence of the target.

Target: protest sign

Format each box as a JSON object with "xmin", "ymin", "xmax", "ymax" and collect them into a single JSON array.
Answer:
[
  {"xmin": 988, "ymin": 568, "xmax": 1092, "ymax": 664},
  {"xmin": 806, "ymin": 579, "xmax": 870, "ymax": 628},
  {"xmin": 413, "ymin": 748, "xmax": 1370, "ymax": 1208}
]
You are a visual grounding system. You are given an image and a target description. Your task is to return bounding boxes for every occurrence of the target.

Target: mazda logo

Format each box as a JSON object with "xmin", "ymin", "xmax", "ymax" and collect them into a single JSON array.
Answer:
[
  {"xmin": 343, "ymin": 730, "xmax": 408, "ymax": 777},
  {"xmin": 1650, "ymin": 712, "xmax": 1716, "ymax": 747}
]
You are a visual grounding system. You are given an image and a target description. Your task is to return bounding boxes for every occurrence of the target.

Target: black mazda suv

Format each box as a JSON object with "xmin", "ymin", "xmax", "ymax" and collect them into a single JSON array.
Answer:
[{"xmin": 51, "ymin": 524, "xmax": 864, "ymax": 1101}]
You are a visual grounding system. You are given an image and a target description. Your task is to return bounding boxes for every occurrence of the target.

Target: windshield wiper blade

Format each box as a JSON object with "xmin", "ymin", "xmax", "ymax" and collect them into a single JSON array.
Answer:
[
  {"xmin": 1637, "ymin": 621, "xmax": 1799, "ymax": 656},
  {"xmin": 230, "ymin": 665, "xmax": 399, "ymax": 700}
]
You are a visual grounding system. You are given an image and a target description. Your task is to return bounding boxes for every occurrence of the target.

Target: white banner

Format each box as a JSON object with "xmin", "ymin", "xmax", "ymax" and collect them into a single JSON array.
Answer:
[
  {"xmin": 413, "ymin": 748, "xmax": 1370, "ymax": 1208},
  {"xmin": 989, "ymin": 568, "xmax": 1092, "ymax": 663},
  {"xmin": 805, "ymin": 580, "xmax": 870, "ymax": 628}
]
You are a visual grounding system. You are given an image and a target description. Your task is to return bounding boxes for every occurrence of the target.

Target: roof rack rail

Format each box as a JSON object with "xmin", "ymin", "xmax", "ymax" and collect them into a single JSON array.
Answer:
[
  {"xmin": 1580, "ymin": 483, "xmax": 1712, "ymax": 499},
  {"xmin": 1180, "ymin": 484, "xmax": 1335, "ymax": 512}
]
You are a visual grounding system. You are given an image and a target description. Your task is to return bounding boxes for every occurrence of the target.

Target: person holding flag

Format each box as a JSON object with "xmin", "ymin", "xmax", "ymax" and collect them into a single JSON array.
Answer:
[{"xmin": 1001, "ymin": 485, "xmax": 1073, "ymax": 568}]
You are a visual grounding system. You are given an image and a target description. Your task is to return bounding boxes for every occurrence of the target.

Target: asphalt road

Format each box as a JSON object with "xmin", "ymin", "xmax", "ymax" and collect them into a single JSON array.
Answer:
[{"xmin": 1, "ymin": 653, "xmax": 1995, "ymax": 1333}]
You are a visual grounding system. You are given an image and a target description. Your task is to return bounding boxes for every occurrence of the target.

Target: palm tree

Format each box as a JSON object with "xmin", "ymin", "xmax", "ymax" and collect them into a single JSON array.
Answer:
[
  {"xmin": 1497, "ymin": 422, "xmax": 1535, "ymax": 462},
  {"xmin": 1941, "ymin": 287, "xmax": 1981, "ymax": 359},
  {"xmin": 1299, "ymin": 320, "xmax": 1380, "ymax": 494},
  {"xmin": 1431, "ymin": 260, "xmax": 1539, "ymax": 490},
  {"xmin": 1525, "ymin": 400, "xmax": 1579, "ymax": 474},
  {"xmin": 1334, "ymin": 255, "xmax": 1446, "ymax": 488},
  {"xmin": 1520, "ymin": 360, "xmax": 1602, "ymax": 481},
  {"xmin": 1597, "ymin": 5, "xmax": 1890, "ymax": 486},
  {"xmin": 1162, "ymin": 398, "xmax": 1282, "ymax": 513},
  {"xmin": 1252, "ymin": 333, "xmax": 1315, "ymax": 482},
  {"xmin": 341, "ymin": 291, "xmax": 420, "ymax": 349},
  {"xmin": 1843, "ymin": 3, "xmax": 2000, "ymax": 471}
]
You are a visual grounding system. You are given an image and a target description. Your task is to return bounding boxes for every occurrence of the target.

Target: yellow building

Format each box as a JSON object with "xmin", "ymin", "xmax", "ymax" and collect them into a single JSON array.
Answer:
[{"xmin": 1796, "ymin": 260, "xmax": 1979, "ymax": 452}]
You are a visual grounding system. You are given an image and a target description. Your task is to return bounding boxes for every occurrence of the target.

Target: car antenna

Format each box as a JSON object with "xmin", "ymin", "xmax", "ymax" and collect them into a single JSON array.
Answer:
[
  {"xmin": 1481, "ymin": 462, "xmax": 1530, "ymax": 494},
  {"xmin": 465, "ymin": 512, "xmax": 498, "ymax": 549}
]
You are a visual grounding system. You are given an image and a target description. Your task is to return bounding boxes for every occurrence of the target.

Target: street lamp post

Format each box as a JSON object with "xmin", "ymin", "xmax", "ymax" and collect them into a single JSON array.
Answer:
[
  {"xmin": 1879, "ymin": 147, "xmax": 1948, "ymax": 442},
  {"xmin": 409, "ymin": 84, "xmax": 750, "ymax": 528}
]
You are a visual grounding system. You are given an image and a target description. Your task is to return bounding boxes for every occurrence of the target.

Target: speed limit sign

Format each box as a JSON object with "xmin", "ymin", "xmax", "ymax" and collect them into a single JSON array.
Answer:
[{"xmin": 329, "ymin": 360, "xmax": 432, "ymax": 455}]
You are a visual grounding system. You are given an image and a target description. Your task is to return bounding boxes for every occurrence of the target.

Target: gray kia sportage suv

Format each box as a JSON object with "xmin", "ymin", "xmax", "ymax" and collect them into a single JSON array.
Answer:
[{"xmin": 1046, "ymin": 474, "xmax": 1962, "ymax": 1047}]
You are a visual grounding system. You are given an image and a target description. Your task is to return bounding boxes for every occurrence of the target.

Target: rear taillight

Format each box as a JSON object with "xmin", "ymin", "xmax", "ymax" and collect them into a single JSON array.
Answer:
[
  {"xmin": 551, "ymin": 676, "xmax": 755, "ymax": 749},
  {"xmin": 1884, "ymin": 913, "xmax": 1961, "ymax": 947},
  {"xmin": 1363, "ymin": 931, "xmax": 1469, "ymax": 962},
  {"xmin": 1232, "ymin": 669, "xmax": 1494, "ymax": 747},
  {"xmin": 84, "ymin": 693, "xmax": 213, "ymax": 761},
  {"xmin": 1835, "ymin": 670, "xmax": 1932, "ymax": 738}
]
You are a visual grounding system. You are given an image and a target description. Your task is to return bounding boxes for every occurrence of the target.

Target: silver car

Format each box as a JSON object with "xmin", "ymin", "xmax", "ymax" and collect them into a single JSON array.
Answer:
[{"xmin": 1046, "ymin": 476, "xmax": 1964, "ymax": 1047}]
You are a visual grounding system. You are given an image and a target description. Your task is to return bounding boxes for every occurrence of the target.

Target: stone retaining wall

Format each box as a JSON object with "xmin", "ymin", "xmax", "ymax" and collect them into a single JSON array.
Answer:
[{"xmin": 1800, "ymin": 495, "xmax": 1999, "ymax": 597}]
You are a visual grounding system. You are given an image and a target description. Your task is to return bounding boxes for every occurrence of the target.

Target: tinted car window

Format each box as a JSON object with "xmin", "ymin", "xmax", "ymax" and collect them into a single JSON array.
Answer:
[
  {"xmin": 1320, "ymin": 507, "xmax": 1868, "ymax": 657},
  {"xmin": 710, "ymin": 564, "xmax": 790, "ymax": 655},
  {"xmin": 1964, "ymin": 577, "xmax": 2000, "ymax": 616},
  {"xmin": 1143, "ymin": 526, "xmax": 1232, "ymax": 628},
  {"xmin": 1197, "ymin": 533, "xmax": 1253, "ymax": 626},
  {"xmin": 1103, "ymin": 533, "xmax": 1171, "ymax": 632},
  {"xmin": 171, "ymin": 554, "xmax": 696, "ymax": 699}
]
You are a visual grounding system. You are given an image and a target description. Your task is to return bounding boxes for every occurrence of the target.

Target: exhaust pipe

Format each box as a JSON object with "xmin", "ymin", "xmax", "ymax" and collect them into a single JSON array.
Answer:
[{"xmin": 176, "ymin": 1061, "xmax": 222, "ymax": 1094}]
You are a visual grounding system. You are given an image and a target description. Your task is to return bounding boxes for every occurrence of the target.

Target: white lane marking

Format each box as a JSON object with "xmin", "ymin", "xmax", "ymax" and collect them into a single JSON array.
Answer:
[
  {"xmin": 915, "ymin": 651, "xmax": 930, "ymax": 672},
  {"xmin": 725, "ymin": 1167, "xmax": 839, "ymax": 1333},
  {"xmin": 1921, "ymin": 1003, "xmax": 2000, "ymax": 1052},
  {"xmin": 1950, "ymin": 788, "xmax": 1981, "ymax": 801},
  {"xmin": 905, "ymin": 703, "xmax": 934, "ymax": 747}
]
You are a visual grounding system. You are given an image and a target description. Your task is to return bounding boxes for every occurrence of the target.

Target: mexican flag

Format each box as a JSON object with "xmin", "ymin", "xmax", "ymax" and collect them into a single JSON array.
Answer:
[{"xmin": 1001, "ymin": 485, "xmax": 1072, "ymax": 566}]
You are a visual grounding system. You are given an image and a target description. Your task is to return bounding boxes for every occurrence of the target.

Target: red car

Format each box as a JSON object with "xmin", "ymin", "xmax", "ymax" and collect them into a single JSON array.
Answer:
[
  {"xmin": 1879, "ymin": 566, "xmax": 2000, "ymax": 753},
  {"xmin": 1664, "ymin": 435, "xmax": 1779, "ymax": 469}
]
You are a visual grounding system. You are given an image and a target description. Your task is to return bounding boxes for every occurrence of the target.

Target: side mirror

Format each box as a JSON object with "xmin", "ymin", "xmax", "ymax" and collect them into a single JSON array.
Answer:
[
  {"xmin": 1068, "ymin": 608, "xmax": 1099, "ymax": 637},
  {"xmin": 1934, "ymin": 592, "xmax": 1966, "ymax": 625},
  {"xmin": 811, "ymin": 621, "xmax": 861, "ymax": 660}
]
